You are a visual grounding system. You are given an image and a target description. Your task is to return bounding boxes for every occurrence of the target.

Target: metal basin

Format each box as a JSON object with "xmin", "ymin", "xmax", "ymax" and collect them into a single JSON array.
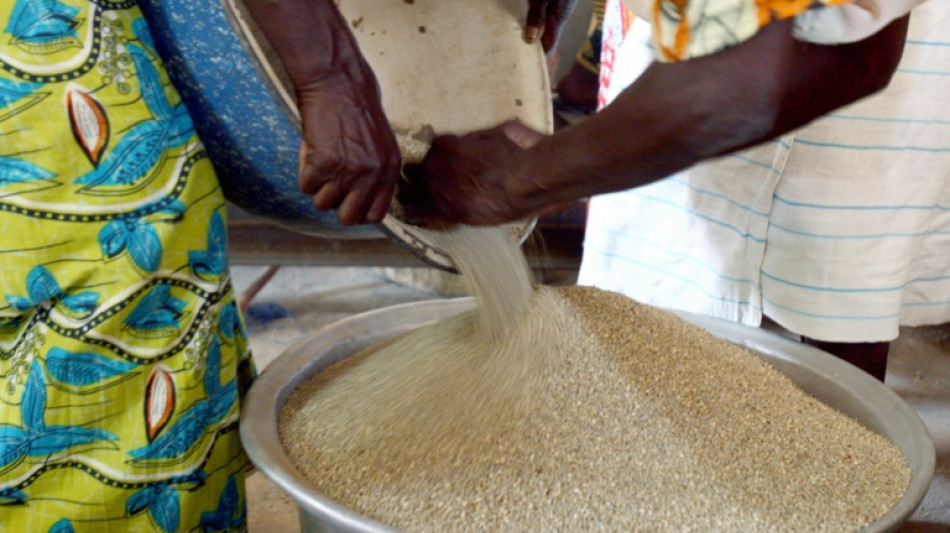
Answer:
[{"xmin": 240, "ymin": 298, "xmax": 936, "ymax": 533}]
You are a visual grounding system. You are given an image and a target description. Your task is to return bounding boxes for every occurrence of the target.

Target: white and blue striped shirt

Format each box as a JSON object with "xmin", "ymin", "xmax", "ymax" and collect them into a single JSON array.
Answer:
[{"xmin": 579, "ymin": 1, "xmax": 949, "ymax": 342}]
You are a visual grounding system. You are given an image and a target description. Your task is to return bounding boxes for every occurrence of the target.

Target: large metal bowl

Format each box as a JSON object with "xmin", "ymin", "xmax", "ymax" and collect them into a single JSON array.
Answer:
[{"xmin": 240, "ymin": 298, "xmax": 935, "ymax": 533}]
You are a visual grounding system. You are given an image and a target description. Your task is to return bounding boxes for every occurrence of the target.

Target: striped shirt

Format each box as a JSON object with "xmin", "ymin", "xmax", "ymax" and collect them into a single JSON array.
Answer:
[{"xmin": 579, "ymin": 0, "xmax": 949, "ymax": 342}]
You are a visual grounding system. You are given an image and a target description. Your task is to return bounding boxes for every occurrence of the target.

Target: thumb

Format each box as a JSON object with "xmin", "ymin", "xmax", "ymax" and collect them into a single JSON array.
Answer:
[
  {"xmin": 542, "ymin": 0, "xmax": 579, "ymax": 50},
  {"xmin": 524, "ymin": 1, "xmax": 548, "ymax": 44},
  {"xmin": 501, "ymin": 120, "xmax": 546, "ymax": 149}
]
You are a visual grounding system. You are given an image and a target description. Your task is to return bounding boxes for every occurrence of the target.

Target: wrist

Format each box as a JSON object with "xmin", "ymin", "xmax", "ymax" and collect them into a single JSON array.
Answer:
[
  {"xmin": 243, "ymin": 0, "xmax": 368, "ymax": 89},
  {"xmin": 501, "ymin": 148, "xmax": 551, "ymax": 216}
]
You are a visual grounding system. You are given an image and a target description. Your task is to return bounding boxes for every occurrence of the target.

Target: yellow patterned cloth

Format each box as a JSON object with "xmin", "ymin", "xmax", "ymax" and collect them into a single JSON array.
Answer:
[
  {"xmin": 0, "ymin": 1, "xmax": 254, "ymax": 532},
  {"xmin": 623, "ymin": 0, "xmax": 854, "ymax": 60}
]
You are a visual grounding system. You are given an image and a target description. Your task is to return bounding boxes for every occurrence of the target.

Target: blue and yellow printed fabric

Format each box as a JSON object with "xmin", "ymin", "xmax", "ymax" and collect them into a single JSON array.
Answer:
[{"xmin": 0, "ymin": 1, "xmax": 254, "ymax": 531}]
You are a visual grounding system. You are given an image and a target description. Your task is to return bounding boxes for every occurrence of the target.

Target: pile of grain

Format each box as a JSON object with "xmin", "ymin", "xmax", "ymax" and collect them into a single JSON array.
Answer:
[
  {"xmin": 281, "ymin": 225, "xmax": 544, "ymax": 468},
  {"xmin": 280, "ymin": 139, "xmax": 910, "ymax": 531}
]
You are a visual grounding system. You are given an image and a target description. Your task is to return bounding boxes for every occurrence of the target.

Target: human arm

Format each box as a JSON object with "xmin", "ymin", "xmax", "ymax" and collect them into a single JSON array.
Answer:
[
  {"xmin": 401, "ymin": 15, "xmax": 909, "ymax": 225},
  {"xmin": 241, "ymin": 0, "xmax": 400, "ymax": 225}
]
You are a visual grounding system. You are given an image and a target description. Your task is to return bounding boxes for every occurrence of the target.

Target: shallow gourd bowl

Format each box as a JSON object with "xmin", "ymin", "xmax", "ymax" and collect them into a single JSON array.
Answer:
[
  {"xmin": 240, "ymin": 298, "xmax": 935, "ymax": 533},
  {"xmin": 140, "ymin": 0, "xmax": 550, "ymax": 271}
]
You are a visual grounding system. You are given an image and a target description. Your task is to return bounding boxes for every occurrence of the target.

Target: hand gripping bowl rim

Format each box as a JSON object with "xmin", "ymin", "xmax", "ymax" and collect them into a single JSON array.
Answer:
[{"xmin": 222, "ymin": 0, "xmax": 550, "ymax": 273}]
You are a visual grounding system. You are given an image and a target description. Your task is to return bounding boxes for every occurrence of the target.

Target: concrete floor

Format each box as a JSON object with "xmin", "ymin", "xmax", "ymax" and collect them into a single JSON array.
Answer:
[{"xmin": 231, "ymin": 265, "xmax": 950, "ymax": 533}]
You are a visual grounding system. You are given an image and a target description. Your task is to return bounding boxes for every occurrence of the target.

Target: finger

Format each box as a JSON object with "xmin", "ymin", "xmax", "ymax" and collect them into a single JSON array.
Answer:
[
  {"xmin": 400, "ymin": 203, "xmax": 437, "ymax": 226},
  {"xmin": 524, "ymin": 1, "xmax": 548, "ymax": 44},
  {"xmin": 429, "ymin": 133, "xmax": 461, "ymax": 152},
  {"xmin": 501, "ymin": 120, "xmax": 545, "ymax": 149},
  {"xmin": 297, "ymin": 140, "xmax": 307, "ymax": 176},
  {"xmin": 336, "ymin": 189, "xmax": 373, "ymax": 226},
  {"xmin": 403, "ymin": 198, "xmax": 462, "ymax": 226},
  {"xmin": 541, "ymin": 1, "xmax": 577, "ymax": 51},
  {"xmin": 366, "ymin": 181, "xmax": 396, "ymax": 224},
  {"xmin": 312, "ymin": 181, "xmax": 345, "ymax": 212},
  {"xmin": 297, "ymin": 141, "xmax": 322, "ymax": 195},
  {"xmin": 541, "ymin": 14, "xmax": 561, "ymax": 51},
  {"xmin": 535, "ymin": 198, "xmax": 585, "ymax": 219},
  {"xmin": 396, "ymin": 166, "xmax": 442, "ymax": 224},
  {"xmin": 298, "ymin": 142, "xmax": 338, "ymax": 196},
  {"xmin": 396, "ymin": 164, "xmax": 429, "ymax": 209}
]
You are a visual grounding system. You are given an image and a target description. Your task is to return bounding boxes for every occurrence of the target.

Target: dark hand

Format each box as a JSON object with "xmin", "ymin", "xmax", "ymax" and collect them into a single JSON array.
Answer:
[
  {"xmin": 400, "ymin": 121, "xmax": 547, "ymax": 226},
  {"xmin": 240, "ymin": 0, "xmax": 401, "ymax": 225},
  {"xmin": 296, "ymin": 75, "xmax": 400, "ymax": 225},
  {"xmin": 525, "ymin": 0, "xmax": 579, "ymax": 52}
]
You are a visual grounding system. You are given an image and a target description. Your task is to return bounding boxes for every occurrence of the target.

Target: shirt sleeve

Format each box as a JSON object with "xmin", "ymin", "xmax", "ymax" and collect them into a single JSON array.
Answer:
[
  {"xmin": 793, "ymin": 0, "xmax": 925, "ymax": 44},
  {"xmin": 643, "ymin": 0, "xmax": 850, "ymax": 62},
  {"xmin": 643, "ymin": 0, "xmax": 925, "ymax": 61}
]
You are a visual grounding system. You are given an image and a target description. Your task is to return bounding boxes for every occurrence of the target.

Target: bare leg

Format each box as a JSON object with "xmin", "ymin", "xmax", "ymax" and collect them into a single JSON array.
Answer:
[{"xmin": 801, "ymin": 338, "xmax": 890, "ymax": 382}]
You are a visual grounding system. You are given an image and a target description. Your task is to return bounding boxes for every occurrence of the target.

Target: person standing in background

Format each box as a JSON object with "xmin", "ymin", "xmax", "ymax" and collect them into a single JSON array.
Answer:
[
  {"xmin": 400, "ymin": 0, "xmax": 941, "ymax": 382},
  {"xmin": 578, "ymin": 0, "xmax": 947, "ymax": 382}
]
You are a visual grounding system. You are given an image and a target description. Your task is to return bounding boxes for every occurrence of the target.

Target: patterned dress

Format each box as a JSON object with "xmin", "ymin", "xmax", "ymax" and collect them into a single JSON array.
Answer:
[{"xmin": 0, "ymin": 1, "xmax": 254, "ymax": 532}]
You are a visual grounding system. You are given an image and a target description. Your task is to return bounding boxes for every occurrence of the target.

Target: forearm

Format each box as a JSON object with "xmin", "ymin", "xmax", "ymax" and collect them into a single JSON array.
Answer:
[
  {"xmin": 506, "ymin": 16, "xmax": 909, "ymax": 210},
  {"xmin": 241, "ymin": 0, "xmax": 399, "ymax": 225},
  {"xmin": 241, "ymin": 0, "xmax": 374, "ymax": 90}
]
